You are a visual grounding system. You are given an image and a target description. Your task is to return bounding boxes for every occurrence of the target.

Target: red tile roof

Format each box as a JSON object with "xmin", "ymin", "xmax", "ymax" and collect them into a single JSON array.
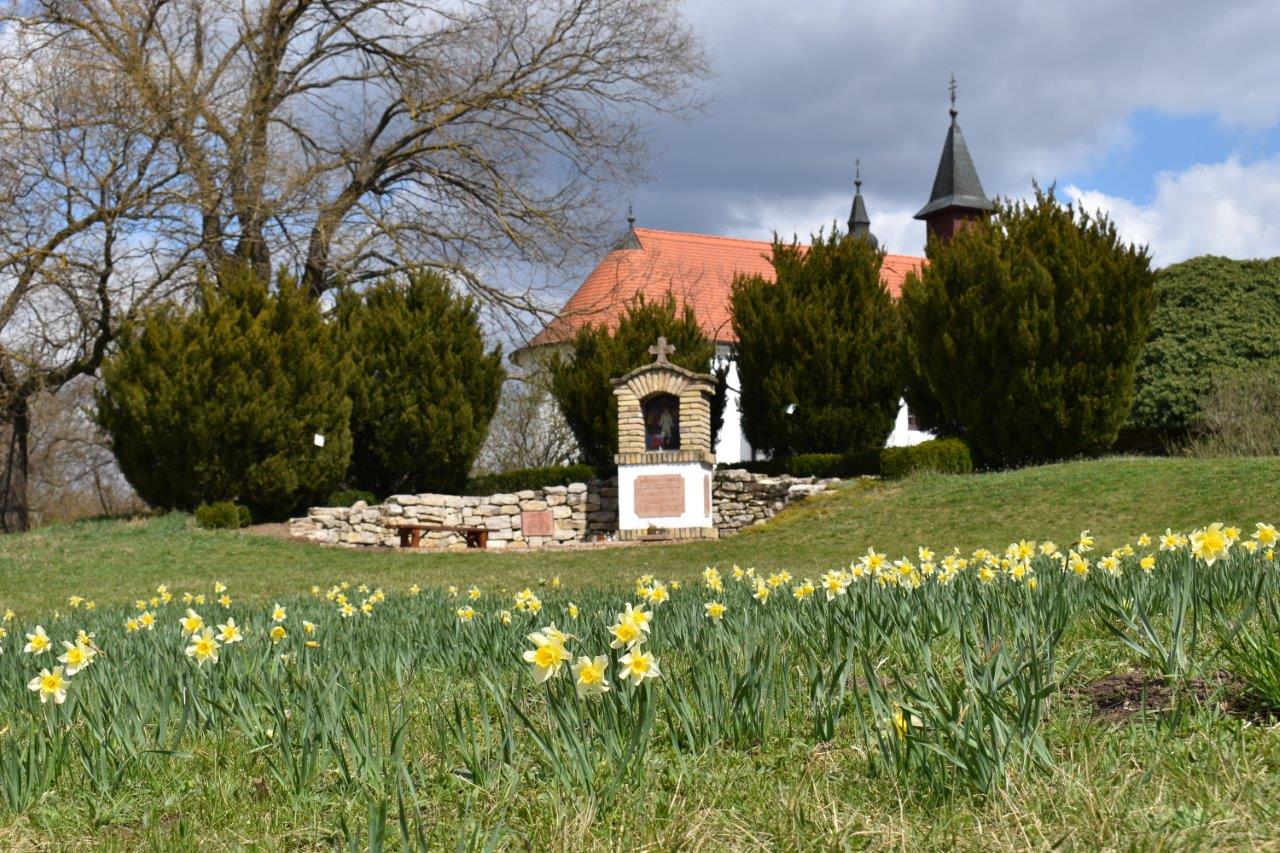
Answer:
[{"xmin": 526, "ymin": 227, "xmax": 924, "ymax": 349}]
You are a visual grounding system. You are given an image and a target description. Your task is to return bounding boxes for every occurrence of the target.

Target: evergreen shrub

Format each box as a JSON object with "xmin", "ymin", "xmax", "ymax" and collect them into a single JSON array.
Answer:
[
  {"xmin": 731, "ymin": 229, "xmax": 902, "ymax": 456},
  {"xmin": 880, "ymin": 439, "xmax": 973, "ymax": 480},
  {"xmin": 194, "ymin": 501, "xmax": 251, "ymax": 529}
]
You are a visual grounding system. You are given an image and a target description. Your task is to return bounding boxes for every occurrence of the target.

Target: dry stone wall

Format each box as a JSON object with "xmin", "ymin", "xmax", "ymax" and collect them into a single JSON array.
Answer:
[
  {"xmin": 289, "ymin": 470, "xmax": 833, "ymax": 549},
  {"xmin": 713, "ymin": 470, "xmax": 834, "ymax": 534}
]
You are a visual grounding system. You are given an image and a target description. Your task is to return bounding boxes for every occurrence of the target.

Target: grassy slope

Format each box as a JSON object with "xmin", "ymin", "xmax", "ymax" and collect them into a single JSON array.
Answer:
[{"xmin": 0, "ymin": 455, "xmax": 1278, "ymax": 614}]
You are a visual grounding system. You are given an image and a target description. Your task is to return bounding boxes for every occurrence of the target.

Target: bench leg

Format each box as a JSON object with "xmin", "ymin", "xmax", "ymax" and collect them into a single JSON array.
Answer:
[
  {"xmin": 398, "ymin": 529, "xmax": 411, "ymax": 548},
  {"xmin": 476, "ymin": 531, "xmax": 488, "ymax": 549},
  {"xmin": 410, "ymin": 529, "xmax": 423, "ymax": 548}
]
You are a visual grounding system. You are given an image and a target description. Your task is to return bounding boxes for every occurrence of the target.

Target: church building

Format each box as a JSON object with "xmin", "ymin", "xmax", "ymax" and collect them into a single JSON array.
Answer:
[{"xmin": 516, "ymin": 93, "xmax": 992, "ymax": 464}]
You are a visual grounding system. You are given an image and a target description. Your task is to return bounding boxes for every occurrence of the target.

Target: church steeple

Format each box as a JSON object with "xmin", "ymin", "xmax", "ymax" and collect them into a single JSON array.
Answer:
[
  {"xmin": 847, "ymin": 159, "xmax": 878, "ymax": 250},
  {"xmin": 914, "ymin": 76, "xmax": 993, "ymax": 242},
  {"xmin": 612, "ymin": 203, "xmax": 642, "ymax": 250}
]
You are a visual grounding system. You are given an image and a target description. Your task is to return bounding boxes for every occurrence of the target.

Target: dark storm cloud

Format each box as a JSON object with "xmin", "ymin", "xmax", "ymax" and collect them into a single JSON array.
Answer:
[{"xmin": 623, "ymin": 0, "xmax": 1280, "ymax": 243}]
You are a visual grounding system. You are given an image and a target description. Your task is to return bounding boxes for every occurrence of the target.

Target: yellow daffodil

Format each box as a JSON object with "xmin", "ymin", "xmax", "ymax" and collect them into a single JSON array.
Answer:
[
  {"xmin": 498, "ymin": 610, "xmax": 513, "ymax": 626},
  {"xmin": 340, "ymin": 603, "xmax": 356, "ymax": 618},
  {"xmin": 58, "ymin": 640, "xmax": 95, "ymax": 675},
  {"xmin": 216, "ymin": 618, "xmax": 244, "ymax": 644},
  {"xmin": 619, "ymin": 603, "xmax": 652, "ymax": 634},
  {"xmin": 28, "ymin": 666, "xmax": 68, "ymax": 704},
  {"xmin": 456, "ymin": 606, "xmax": 476, "ymax": 622},
  {"xmin": 792, "ymin": 580, "xmax": 815, "ymax": 600},
  {"xmin": 214, "ymin": 581, "xmax": 227, "ymax": 594},
  {"xmin": 1190, "ymin": 523, "xmax": 1231, "ymax": 565},
  {"xmin": 608, "ymin": 619, "xmax": 644, "ymax": 649},
  {"xmin": 1254, "ymin": 523, "xmax": 1278, "ymax": 546},
  {"xmin": 820, "ymin": 570, "xmax": 850, "ymax": 601},
  {"xmin": 572, "ymin": 655, "xmax": 610, "ymax": 698},
  {"xmin": 270, "ymin": 625, "xmax": 287, "ymax": 644},
  {"xmin": 303, "ymin": 620, "xmax": 317, "ymax": 635},
  {"xmin": 704, "ymin": 601, "xmax": 726, "ymax": 620},
  {"xmin": 567, "ymin": 602, "xmax": 579, "ymax": 620},
  {"xmin": 618, "ymin": 648, "xmax": 660, "ymax": 686},
  {"xmin": 1076, "ymin": 530, "xmax": 1094, "ymax": 553},
  {"xmin": 185, "ymin": 628, "xmax": 220, "ymax": 667},
  {"xmin": 408, "ymin": 583, "xmax": 421, "ymax": 596},
  {"xmin": 139, "ymin": 612, "xmax": 156, "ymax": 630},
  {"xmin": 647, "ymin": 583, "xmax": 670, "ymax": 605},
  {"xmin": 218, "ymin": 594, "xmax": 232, "ymax": 609},
  {"xmin": 24, "ymin": 626, "xmax": 51, "ymax": 655},
  {"xmin": 523, "ymin": 628, "xmax": 571, "ymax": 683},
  {"xmin": 753, "ymin": 581, "xmax": 770, "ymax": 603},
  {"xmin": 271, "ymin": 604, "xmax": 286, "ymax": 623},
  {"xmin": 1139, "ymin": 555, "xmax": 1156, "ymax": 571},
  {"xmin": 179, "ymin": 609, "xmax": 204, "ymax": 636},
  {"xmin": 467, "ymin": 586, "xmax": 482, "ymax": 600}
]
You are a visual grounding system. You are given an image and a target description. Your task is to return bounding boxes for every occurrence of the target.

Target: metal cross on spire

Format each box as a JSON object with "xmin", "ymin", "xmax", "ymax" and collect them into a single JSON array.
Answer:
[
  {"xmin": 854, "ymin": 157, "xmax": 862, "ymax": 191},
  {"xmin": 948, "ymin": 74, "xmax": 958, "ymax": 120},
  {"xmin": 649, "ymin": 336, "xmax": 675, "ymax": 364},
  {"xmin": 627, "ymin": 203, "xmax": 635, "ymax": 229}
]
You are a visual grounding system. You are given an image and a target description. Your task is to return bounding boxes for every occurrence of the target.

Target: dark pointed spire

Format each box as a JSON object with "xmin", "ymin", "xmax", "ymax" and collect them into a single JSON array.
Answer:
[
  {"xmin": 847, "ymin": 159, "xmax": 878, "ymax": 249},
  {"xmin": 613, "ymin": 203, "xmax": 642, "ymax": 250},
  {"xmin": 914, "ymin": 76, "xmax": 993, "ymax": 226}
]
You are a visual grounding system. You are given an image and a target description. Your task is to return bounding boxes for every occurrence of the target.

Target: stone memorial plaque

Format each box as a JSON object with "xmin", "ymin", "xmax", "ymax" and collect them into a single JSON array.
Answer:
[
  {"xmin": 704, "ymin": 474, "xmax": 711, "ymax": 515},
  {"xmin": 521, "ymin": 508, "xmax": 555, "ymax": 537},
  {"xmin": 635, "ymin": 474, "xmax": 685, "ymax": 518}
]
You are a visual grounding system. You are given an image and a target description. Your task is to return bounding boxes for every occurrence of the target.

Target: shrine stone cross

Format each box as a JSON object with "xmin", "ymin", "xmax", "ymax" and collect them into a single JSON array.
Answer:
[{"xmin": 649, "ymin": 336, "xmax": 675, "ymax": 364}]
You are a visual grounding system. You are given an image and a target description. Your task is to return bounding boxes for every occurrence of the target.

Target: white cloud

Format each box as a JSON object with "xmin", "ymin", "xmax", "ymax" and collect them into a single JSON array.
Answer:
[{"xmin": 1066, "ymin": 156, "xmax": 1280, "ymax": 266}]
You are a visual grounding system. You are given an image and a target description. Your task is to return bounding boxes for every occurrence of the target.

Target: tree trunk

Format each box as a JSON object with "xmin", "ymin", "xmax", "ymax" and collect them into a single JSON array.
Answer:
[{"xmin": 0, "ymin": 397, "xmax": 30, "ymax": 532}]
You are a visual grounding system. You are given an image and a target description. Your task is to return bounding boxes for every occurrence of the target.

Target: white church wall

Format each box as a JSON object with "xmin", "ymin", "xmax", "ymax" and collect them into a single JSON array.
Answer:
[
  {"xmin": 887, "ymin": 399, "xmax": 933, "ymax": 447},
  {"xmin": 714, "ymin": 350, "xmax": 748, "ymax": 464}
]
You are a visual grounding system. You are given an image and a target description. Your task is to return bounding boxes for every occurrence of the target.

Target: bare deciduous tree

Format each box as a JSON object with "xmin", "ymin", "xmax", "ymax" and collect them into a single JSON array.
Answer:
[
  {"xmin": 475, "ymin": 374, "xmax": 579, "ymax": 473},
  {"xmin": 0, "ymin": 0, "xmax": 708, "ymax": 529}
]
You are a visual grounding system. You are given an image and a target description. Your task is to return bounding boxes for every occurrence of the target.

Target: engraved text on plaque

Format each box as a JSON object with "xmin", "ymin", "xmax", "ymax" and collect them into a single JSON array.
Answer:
[{"xmin": 634, "ymin": 474, "xmax": 685, "ymax": 518}]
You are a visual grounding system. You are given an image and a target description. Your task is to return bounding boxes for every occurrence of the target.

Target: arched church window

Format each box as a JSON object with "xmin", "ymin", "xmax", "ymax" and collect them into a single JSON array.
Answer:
[{"xmin": 643, "ymin": 393, "xmax": 680, "ymax": 450}]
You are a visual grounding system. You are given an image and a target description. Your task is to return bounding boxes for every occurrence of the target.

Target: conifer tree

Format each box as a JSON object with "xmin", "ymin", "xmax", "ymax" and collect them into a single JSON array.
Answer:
[
  {"xmin": 900, "ymin": 187, "xmax": 1156, "ymax": 467},
  {"xmin": 549, "ymin": 293, "xmax": 717, "ymax": 470},
  {"xmin": 97, "ymin": 266, "xmax": 353, "ymax": 518},
  {"xmin": 337, "ymin": 272, "xmax": 504, "ymax": 496},
  {"xmin": 731, "ymin": 229, "xmax": 902, "ymax": 457}
]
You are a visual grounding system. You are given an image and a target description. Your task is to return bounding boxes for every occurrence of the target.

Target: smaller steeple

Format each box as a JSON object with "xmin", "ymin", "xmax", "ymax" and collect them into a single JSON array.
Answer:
[
  {"xmin": 612, "ymin": 203, "xmax": 642, "ymax": 250},
  {"xmin": 847, "ymin": 159, "xmax": 878, "ymax": 250}
]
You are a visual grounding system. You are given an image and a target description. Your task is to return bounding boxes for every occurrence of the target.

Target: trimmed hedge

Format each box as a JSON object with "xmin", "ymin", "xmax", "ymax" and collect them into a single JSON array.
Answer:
[
  {"xmin": 880, "ymin": 439, "xmax": 973, "ymax": 480},
  {"xmin": 328, "ymin": 489, "xmax": 377, "ymax": 507},
  {"xmin": 194, "ymin": 501, "xmax": 252, "ymax": 529},
  {"xmin": 717, "ymin": 449, "xmax": 881, "ymax": 478},
  {"xmin": 465, "ymin": 464, "xmax": 598, "ymax": 496}
]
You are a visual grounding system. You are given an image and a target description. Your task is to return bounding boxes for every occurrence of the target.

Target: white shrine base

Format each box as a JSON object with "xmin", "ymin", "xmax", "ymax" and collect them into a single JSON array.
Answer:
[{"xmin": 617, "ymin": 461, "xmax": 717, "ymax": 540}]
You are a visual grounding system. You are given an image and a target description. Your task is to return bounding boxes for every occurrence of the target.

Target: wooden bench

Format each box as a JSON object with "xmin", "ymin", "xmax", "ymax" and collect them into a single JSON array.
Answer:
[{"xmin": 393, "ymin": 523, "xmax": 488, "ymax": 549}]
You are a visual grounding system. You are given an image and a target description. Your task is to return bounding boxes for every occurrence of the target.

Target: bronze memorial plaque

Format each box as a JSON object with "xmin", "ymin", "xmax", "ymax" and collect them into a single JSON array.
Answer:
[
  {"xmin": 634, "ymin": 474, "xmax": 686, "ymax": 518},
  {"xmin": 521, "ymin": 509, "xmax": 555, "ymax": 537}
]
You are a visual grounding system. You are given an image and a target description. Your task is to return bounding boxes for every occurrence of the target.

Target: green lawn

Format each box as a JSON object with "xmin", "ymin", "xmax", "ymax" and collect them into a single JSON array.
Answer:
[
  {"xmin": 2, "ymin": 456, "xmax": 1280, "ymax": 849},
  {"xmin": 1, "ymin": 455, "xmax": 1277, "ymax": 614}
]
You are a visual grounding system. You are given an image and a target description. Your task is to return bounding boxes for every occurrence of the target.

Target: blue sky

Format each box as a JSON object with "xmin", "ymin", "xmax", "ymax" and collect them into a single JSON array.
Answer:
[{"xmin": 610, "ymin": 0, "xmax": 1280, "ymax": 268}]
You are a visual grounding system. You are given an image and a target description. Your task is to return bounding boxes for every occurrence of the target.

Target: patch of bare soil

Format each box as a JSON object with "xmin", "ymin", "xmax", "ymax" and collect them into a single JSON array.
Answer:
[
  {"xmin": 1067, "ymin": 671, "xmax": 1275, "ymax": 723},
  {"xmin": 245, "ymin": 522, "xmax": 294, "ymax": 539}
]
